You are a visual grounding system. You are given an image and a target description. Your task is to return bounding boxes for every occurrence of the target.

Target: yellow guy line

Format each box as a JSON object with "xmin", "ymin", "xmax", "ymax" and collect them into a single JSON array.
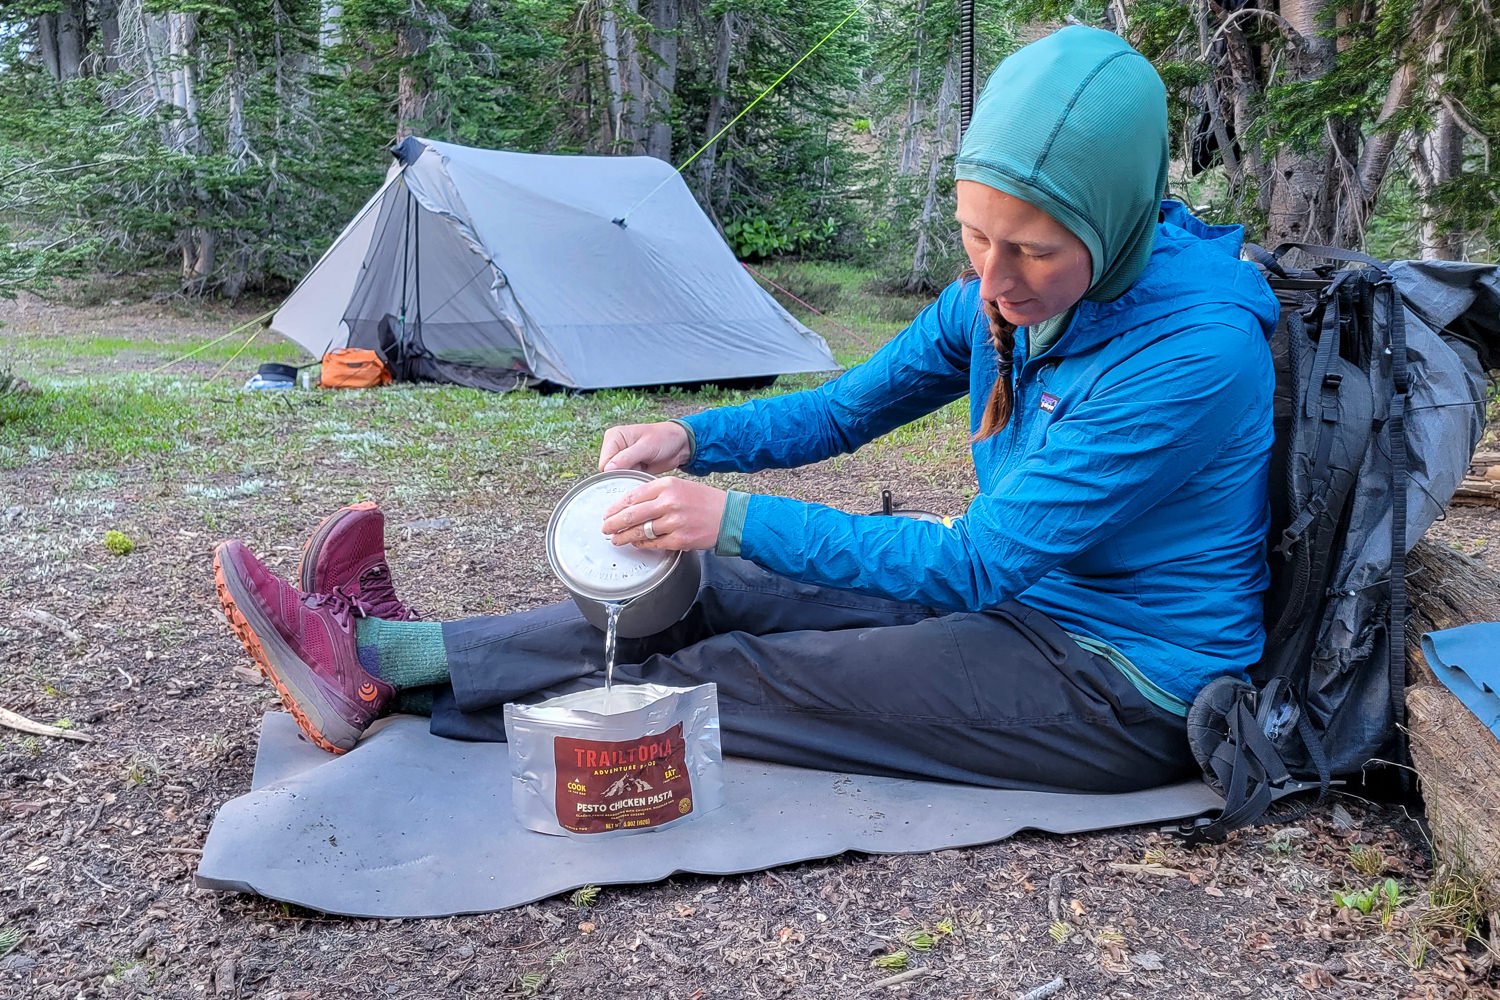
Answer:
[
  {"xmin": 148, "ymin": 308, "xmax": 276, "ymax": 376},
  {"xmin": 614, "ymin": 0, "xmax": 870, "ymax": 226},
  {"xmin": 208, "ymin": 322, "xmax": 270, "ymax": 381}
]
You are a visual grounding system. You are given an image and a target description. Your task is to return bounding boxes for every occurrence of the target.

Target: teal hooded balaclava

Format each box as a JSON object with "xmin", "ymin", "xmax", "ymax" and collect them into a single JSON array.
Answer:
[{"xmin": 955, "ymin": 26, "xmax": 1169, "ymax": 315}]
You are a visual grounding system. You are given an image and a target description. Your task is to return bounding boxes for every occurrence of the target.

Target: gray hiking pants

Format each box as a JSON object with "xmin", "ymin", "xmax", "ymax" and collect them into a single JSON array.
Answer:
[{"xmin": 430, "ymin": 554, "xmax": 1196, "ymax": 793}]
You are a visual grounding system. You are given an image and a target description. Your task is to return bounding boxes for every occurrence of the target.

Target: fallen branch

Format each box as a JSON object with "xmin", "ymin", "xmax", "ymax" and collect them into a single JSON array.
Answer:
[
  {"xmin": 1109, "ymin": 862, "xmax": 1185, "ymax": 878},
  {"xmin": 80, "ymin": 865, "xmax": 120, "ymax": 894},
  {"xmin": 0, "ymin": 707, "xmax": 94, "ymax": 742},
  {"xmin": 865, "ymin": 967, "xmax": 938, "ymax": 991},
  {"xmin": 78, "ymin": 799, "xmax": 106, "ymax": 836},
  {"xmin": 1046, "ymin": 872, "xmax": 1065, "ymax": 922},
  {"xmin": 20, "ymin": 608, "xmax": 83, "ymax": 643},
  {"xmin": 1018, "ymin": 978, "xmax": 1066, "ymax": 1000}
]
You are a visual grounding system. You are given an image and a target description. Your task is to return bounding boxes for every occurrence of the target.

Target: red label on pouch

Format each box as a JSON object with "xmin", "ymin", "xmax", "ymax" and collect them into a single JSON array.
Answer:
[{"xmin": 553, "ymin": 723, "xmax": 694, "ymax": 834}]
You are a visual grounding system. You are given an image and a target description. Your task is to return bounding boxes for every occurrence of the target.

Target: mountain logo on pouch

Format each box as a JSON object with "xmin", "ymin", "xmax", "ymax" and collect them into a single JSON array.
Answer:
[{"xmin": 603, "ymin": 774, "xmax": 654, "ymax": 798}]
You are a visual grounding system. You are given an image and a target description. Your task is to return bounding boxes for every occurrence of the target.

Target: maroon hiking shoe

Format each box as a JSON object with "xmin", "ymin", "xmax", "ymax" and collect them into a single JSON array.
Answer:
[
  {"xmin": 214, "ymin": 540, "xmax": 394, "ymax": 754},
  {"xmin": 296, "ymin": 502, "xmax": 418, "ymax": 621}
]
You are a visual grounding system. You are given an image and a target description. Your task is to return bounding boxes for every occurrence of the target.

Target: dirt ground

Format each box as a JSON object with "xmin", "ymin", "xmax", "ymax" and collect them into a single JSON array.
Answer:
[{"xmin": 3, "ymin": 297, "xmax": 1500, "ymax": 999}]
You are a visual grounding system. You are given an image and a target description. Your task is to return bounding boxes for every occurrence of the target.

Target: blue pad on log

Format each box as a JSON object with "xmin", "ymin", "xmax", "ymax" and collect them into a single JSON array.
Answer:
[
  {"xmin": 1422, "ymin": 622, "xmax": 1500, "ymax": 737},
  {"xmin": 196, "ymin": 713, "xmax": 1223, "ymax": 918}
]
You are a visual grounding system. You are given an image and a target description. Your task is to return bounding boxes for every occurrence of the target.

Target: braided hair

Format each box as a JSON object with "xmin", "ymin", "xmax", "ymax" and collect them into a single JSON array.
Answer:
[{"xmin": 962, "ymin": 267, "xmax": 1019, "ymax": 440}]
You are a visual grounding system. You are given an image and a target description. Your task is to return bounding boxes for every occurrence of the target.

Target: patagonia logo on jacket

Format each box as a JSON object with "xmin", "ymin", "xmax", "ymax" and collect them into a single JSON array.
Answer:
[{"xmin": 1039, "ymin": 392, "xmax": 1060, "ymax": 413}]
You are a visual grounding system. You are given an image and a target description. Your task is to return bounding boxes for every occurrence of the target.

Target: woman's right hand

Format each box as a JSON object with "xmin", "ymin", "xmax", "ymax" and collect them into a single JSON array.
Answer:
[{"xmin": 598, "ymin": 421, "xmax": 692, "ymax": 474}]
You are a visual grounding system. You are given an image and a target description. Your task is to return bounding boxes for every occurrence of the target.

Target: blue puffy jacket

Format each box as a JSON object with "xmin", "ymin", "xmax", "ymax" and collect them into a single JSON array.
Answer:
[{"xmin": 681, "ymin": 202, "xmax": 1279, "ymax": 705}]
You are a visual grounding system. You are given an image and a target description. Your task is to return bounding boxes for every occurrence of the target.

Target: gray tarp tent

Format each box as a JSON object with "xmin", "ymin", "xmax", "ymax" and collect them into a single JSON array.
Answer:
[{"xmin": 270, "ymin": 137, "xmax": 840, "ymax": 391}]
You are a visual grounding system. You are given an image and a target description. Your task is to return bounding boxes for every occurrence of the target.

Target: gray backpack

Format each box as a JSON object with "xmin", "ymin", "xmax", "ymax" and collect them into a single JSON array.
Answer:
[{"xmin": 1183, "ymin": 247, "xmax": 1496, "ymax": 841}]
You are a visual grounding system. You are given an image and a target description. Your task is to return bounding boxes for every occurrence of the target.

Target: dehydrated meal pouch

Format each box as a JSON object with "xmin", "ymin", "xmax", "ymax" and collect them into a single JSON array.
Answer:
[{"xmin": 504, "ymin": 683, "xmax": 722, "ymax": 838}]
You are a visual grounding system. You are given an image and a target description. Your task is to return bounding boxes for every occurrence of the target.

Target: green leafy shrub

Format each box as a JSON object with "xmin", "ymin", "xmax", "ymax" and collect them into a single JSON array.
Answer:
[
  {"xmin": 103, "ymin": 529, "xmax": 135, "ymax": 556},
  {"xmin": 724, "ymin": 214, "xmax": 838, "ymax": 261}
]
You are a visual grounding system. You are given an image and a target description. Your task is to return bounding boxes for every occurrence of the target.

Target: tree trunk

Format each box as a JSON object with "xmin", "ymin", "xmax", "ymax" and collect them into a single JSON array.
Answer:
[
  {"xmin": 1417, "ymin": 106, "xmax": 1465, "ymax": 260},
  {"xmin": 396, "ymin": 7, "xmax": 430, "ymax": 140},
  {"xmin": 896, "ymin": 0, "xmax": 928, "ymax": 177},
  {"xmin": 1405, "ymin": 540, "xmax": 1500, "ymax": 902},
  {"xmin": 1254, "ymin": 0, "xmax": 1451, "ymax": 250},
  {"xmin": 34, "ymin": 3, "xmax": 90, "ymax": 82},
  {"xmin": 1266, "ymin": 0, "xmax": 1347, "ymax": 249},
  {"xmin": 96, "ymin": 0, "xmax": 122, "ymax": 75},
  {"xmin": 1351, "ymin": 1, "xmax": 1453, "ymax": 252},
  {"xmin": 272, "ymin": 1, "xmax": 314, "ymax": 134},
  {"xmin": 1192, "ymin": 0, "xmax": 1240, "ymax": 185},
  {"xmin": 133, "ymin": 5, "xmax": 172, "ymax": 109},
  {"xmin": 693, "ymin": 10, "xmax": 735, "ymax": 203},
  {"xmin": 1404, "ymin": 2, "xmax": 1464, "ymax": 257},
  {"xmin": 169, "ymin": 12, "xmax": 198, "ymax": 127},
  {"xmin": 908, "ymin": 50, "xmax": 957, "ymax": 290},
  {"xmin": 645, "ymin": 0, "xmax": 681, "ymax": 161},
  {"xmin": 1355, "ymin": 61, "xmax": 1416, "ymax": 202},
  {"xmin": 56, "ymin": 0, "xmax": 87, "ymax": 79},
  {"xmin": 321, "ymin": 0, "xmax": 342, "ymax": 54},
  {"xmin": 1409, "ymin": 5, "xmax": 1466, "ymax": 262},
  {"xmin": 160, "ymin": 11, "xmax": 214, "ymax": 291},
  {"xmin": 599, "ymin": 0, "xmax": 628, "ymax": 147},
  {"xmin": 222, "ymin": 32, "xmax": 249, "ymax": 299},
  {"xmin": 620, "ymin": 0, "xmax": 647, "ymax": 152},
  {"xmin": 1213, "ymin": 11, "xmax": 1267, "ymax": 216},
  {"xmin": 36, "ymin": 15, "xmax": 61, "ymax": 81},
  {"xmin": 227, "ymin": 37, "xmax": 248, "ymax": 162}
]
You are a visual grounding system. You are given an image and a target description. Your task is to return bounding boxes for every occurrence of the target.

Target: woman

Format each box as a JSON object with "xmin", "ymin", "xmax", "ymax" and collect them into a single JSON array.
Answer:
[{"xmin": 214, "ymin": 26, "xmax": 1278, "ymax": 792}]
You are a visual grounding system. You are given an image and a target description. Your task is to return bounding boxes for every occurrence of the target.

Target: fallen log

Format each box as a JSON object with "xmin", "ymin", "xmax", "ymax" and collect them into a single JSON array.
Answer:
[
  {"xmin": 1452, "ymin": 451, "xmax": 1500, "ymax": 506},
  {"xmin": 1405, "ymin": 538, "xmax": 1500, "ymax": 901}
]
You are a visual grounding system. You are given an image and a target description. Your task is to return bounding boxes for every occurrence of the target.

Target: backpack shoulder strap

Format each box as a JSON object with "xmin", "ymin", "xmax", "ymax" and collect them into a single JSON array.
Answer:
[
  {"xmin": 1243, "ymin": 241, "xmax": 1291, "ymax": 279},
  {"xmin": 1380, "ymin": 271, "xmax": 1412, "ymax": 791},
  {"xmin": 1272, "ymin": 242, "xmax": 1387, "ymax": 270}
]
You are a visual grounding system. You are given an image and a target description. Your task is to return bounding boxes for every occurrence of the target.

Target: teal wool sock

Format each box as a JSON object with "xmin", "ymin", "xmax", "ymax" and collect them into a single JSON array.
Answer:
[
  {"xmin": 392, "ymin": 687, "xmax": 436, "ymax": 717},
  {"xmin": 355, "ymin": 617, "xmax": 451, "ymax": 690}
]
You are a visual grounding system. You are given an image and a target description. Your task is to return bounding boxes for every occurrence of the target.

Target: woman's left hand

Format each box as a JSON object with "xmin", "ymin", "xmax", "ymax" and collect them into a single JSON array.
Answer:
[{"xmin": 600, "ymin": 476, "xmax": 726, "ymax": 551}]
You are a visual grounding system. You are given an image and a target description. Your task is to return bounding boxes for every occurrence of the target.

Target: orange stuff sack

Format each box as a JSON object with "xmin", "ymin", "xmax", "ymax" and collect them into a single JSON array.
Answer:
[{"xmin": 319, "ymin": 349, "xmax": 392, "ymax": 389}]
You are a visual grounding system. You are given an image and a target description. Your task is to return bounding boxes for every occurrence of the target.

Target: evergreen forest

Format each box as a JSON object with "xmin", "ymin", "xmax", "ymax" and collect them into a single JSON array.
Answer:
[{"xmin": 2, "ymin": 0, "xmax": 1497, "ymax": 302}]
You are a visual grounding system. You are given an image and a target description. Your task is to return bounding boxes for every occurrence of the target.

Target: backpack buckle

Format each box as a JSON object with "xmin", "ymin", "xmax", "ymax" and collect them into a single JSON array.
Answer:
[{"xmin": 1172, "ymin": 815, "xmax": 1227, "ymax": 846}]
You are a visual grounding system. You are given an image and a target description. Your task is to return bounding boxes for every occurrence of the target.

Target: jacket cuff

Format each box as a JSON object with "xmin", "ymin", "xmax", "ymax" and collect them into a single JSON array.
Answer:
[
  {"xmin": 714, "ymin": 490, "xmax": 750, "ymax": 557},
  {"xmin": 669, "ymin": 418, "xmax": 697, "ymax": 469}
]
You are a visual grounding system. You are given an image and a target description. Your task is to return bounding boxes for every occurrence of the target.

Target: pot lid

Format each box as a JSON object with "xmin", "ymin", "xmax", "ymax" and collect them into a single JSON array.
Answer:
[{"xmin": 547, "ymin": 471, "xmax": 681, "ymax": 602}]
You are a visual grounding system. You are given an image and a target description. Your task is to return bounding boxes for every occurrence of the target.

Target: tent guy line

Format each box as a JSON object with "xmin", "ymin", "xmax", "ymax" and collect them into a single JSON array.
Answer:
[
  {"xmin": 149, "ymin": 308, "xmax": 276, "ymax": 376},
  {"xmin": 612, "ymin": 0, "xmax": 871, "ymax": 229}
]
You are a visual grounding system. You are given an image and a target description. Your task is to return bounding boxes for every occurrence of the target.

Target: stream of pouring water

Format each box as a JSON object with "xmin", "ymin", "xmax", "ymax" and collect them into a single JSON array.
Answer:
[{"xmin": 602, "ymin": 601, "xmax": 624, "ymax": 709}]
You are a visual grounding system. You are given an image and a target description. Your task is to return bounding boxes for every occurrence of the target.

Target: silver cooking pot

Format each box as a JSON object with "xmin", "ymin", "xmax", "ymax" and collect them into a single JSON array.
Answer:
[
  {"xmin": 546, "ymin": 470, "xmax": 702, "ymax": 638},
  {"xmin": 872, "ymin": 489, "xmax": 949, "ymax": 524}
]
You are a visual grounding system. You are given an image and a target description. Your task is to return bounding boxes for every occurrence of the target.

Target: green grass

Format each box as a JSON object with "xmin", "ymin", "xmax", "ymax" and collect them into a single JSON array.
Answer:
[
  {"xmin": 12, "ymin": 331, "xmax": 307, "ymax": 372},
  {"xmin": 0, "ymin": 262, "xmax": 977, "ymax": 498},
  {"xmin": 746, "ymin": 259, "xmax": 934, "ymax": 367},
  {"xmin": 0, "ymin": 378, "xmax": 669, "ymax": 482}
]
